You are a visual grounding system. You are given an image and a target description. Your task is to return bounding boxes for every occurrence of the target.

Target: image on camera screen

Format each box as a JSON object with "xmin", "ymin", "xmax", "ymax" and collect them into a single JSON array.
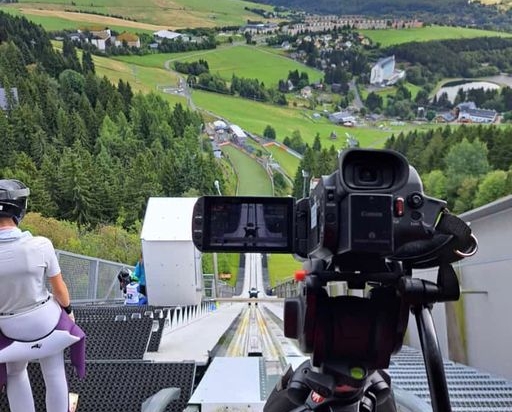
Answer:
[{"xmin": 207, "ymin": 199, "xmax": 292, "ymax": 250}]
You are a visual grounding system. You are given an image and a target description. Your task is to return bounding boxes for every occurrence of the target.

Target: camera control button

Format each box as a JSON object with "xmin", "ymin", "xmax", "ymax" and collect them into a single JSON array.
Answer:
[
  {"xmin": 407, "ymin": 192, "xmax": 424, "ymax": 209},
  {"xmin": 411, "ymin": 211, "xmax": 422, "ymax": 221}
]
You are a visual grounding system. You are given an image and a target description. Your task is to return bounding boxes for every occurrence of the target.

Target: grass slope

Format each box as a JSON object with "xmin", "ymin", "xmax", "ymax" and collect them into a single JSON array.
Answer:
[
  {"xmin": 220, "ymin": 144, "xmax": 273, "ymax": 196},
  {"xmin": 1, "ymin": 0, "xmax": 275, "ymax": 30},
  {"xmin": 192, "ymin": 89, "xmax": 394, "ymax": 148},
  {"xmin": 115, "ymin": 44, "xmax": 324, "ymax": 88}
]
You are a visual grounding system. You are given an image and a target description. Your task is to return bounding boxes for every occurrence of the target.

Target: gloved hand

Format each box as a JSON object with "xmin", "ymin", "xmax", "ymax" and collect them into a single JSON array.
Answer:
[{"xmin": 68, "ymin": 311, "xmax": 75, "ymax": 323}]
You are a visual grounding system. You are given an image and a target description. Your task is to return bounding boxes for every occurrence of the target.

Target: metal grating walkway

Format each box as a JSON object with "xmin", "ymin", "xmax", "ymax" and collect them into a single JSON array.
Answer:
[
  {"xmin": 389, "ymin": 346, "xmax": 512, "ymax": 411},
  {"xmin": 0, "ymin": 361, "xmax": 196, "ymax": 412}
]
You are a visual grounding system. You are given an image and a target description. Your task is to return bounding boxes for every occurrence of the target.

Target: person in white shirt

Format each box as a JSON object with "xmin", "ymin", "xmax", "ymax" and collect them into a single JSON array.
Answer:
[{"xmin": 0, "ymin": 179, "xmax": 85, "ymax": 412}]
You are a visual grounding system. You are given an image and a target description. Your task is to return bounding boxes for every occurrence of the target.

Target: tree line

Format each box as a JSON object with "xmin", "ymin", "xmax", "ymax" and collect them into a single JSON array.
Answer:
[
  {"xmin": 0, "ymin": 13, "xmax": 225, "ymax": 257},
  {"xmin": 385, "ymin": 124, "xmax": 512, "ymax": 213}
]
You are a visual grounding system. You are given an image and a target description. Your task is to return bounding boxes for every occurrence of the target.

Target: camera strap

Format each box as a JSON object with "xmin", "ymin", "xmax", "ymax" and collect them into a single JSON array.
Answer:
[
  {"xmin": 433, "ymin": 210, "xmax": 477, "ymax": 263},
  {"xmin": 402, "ymin": 210, "xmax": 477, "ymax": 270}
]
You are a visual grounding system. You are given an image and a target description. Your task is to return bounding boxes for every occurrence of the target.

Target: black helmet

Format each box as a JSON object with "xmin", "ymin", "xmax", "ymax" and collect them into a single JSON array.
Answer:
[
  {"xmin": 0, "ymin": 179, "xmax": 30, "ymax": 225},
  {"xmin": 117, "ymin": 268, "xmax": 132, "ymax": 293}
]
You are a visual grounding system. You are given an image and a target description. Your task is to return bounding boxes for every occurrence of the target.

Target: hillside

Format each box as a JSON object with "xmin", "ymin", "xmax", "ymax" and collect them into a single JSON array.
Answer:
[
  {"xmin": 250, "ymin": 0, "xmax": 512, "ymax": 30},
  {"xmin": 0, "ymin": 0, "xmax": 277, "ymax": 30}
]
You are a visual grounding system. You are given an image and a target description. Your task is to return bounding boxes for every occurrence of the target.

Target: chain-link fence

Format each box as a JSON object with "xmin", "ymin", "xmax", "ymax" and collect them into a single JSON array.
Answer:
[{"xmin": 56, "ymin": 250, "xmax": 134, "ymax": 303}]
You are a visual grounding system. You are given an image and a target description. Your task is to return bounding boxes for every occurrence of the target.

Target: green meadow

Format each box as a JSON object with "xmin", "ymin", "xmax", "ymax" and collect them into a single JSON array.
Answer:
[
  {"xmin": 268, "ymin": 253, "xmax": 302, "ymax": 286},
  {"xmin": 266, "ymin": 145, "xmax": 301, "ymax": 178},
  {"xmin": 62, "ymin": 42, "xmax": 187, "ymax": 106},
  {"xmin": 115, "ymin": 44, "xmax": 324, "ymax": 88},
  {"xmin": 191, "ymin": 89, "xmax": 394, "ymax": 148},
  {"xmin": 359, "ymin": 82, "xmax": 422, "ymax": 107},
  {"xmin": 220, "ymin": 145, "xmax": 273, "ymax": 196},
  {"xmin": 361, "ymin": 25, "xmax": 512, "ymax": 47}
]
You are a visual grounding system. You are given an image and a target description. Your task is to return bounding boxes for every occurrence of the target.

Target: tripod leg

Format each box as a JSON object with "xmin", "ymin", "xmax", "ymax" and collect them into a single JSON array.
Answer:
[{"xmin": 413, "ymin": 305, "xmax": 452, "ymax": 412}]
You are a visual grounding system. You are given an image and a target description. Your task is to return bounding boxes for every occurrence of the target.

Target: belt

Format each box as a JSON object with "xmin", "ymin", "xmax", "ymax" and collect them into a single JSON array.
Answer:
[{"xmin": 0, "ymin": 295, "xmax": 52, "ymax": 316}]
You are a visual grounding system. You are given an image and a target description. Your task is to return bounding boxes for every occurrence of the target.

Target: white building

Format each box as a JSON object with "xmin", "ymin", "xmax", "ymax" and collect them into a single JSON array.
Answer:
[
  {"xmin": 229, "ymin": 124, "xmax": 247, "ymax": 140},
  {"xmin": 153, "ymin": 30, "xmax": 182, "ymax": 42},
  {"xmin": 370, "ymin": 55, "xmax": 405, "ymax": 86}
]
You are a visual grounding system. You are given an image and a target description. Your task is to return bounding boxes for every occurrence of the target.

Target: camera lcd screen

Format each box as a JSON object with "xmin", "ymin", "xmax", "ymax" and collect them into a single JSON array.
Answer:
[{"xmin": 198, "ymin": 196, "xmax": 295, "ymax": 252}]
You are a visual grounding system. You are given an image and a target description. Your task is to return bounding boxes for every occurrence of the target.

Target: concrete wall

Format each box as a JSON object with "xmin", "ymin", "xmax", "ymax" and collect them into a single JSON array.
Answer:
[{"xmin": 407, "ymin": 196, "xmax": 512, "ymax": 380}]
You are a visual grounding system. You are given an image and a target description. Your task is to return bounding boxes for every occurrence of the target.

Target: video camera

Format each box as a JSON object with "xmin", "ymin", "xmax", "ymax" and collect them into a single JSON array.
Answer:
[
  {"xmin": 192, "ymin": 148, "xmax": 447, "ymax": 264},
  {"xmin": 191, "ymin": 148, "xmax": 477, "ymax": 411}
]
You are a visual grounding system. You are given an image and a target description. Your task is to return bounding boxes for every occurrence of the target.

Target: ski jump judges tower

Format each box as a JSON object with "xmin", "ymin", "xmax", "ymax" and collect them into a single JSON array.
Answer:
[{"xmin": 141, "ymin": 197, "xmax": 203, "ymax": 307}]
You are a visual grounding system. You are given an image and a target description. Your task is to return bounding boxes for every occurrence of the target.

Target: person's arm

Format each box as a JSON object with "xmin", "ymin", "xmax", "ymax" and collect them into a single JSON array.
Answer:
[{"xmin": 50, "ymin": 273, "xmax": 72, "ymax": 315}]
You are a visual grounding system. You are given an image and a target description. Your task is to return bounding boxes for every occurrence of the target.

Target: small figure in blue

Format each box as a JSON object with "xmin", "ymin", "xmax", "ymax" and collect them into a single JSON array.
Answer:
[
  {"xmin": 117, "ymin": 263, "xmax": 147, "ymax": 306},
  {"xmin": 132, "ymin": 254, "xmax": 147, "ymax": 298}
]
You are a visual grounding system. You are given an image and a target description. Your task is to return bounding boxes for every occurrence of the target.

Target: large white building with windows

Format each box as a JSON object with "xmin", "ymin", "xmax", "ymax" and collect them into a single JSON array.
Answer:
[{"xmin": 370, "ymin": 55, "xmax": 405, "ymax": 86}]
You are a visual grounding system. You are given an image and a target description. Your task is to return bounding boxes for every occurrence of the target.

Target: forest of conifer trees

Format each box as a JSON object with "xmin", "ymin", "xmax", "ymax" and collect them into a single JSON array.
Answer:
[{"xmin": 0, "ymin": 12, "xmax": 224, "ymax": 233}]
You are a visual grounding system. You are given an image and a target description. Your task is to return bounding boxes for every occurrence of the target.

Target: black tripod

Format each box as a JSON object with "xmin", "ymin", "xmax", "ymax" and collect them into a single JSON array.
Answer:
[{"xmin": 265, "ymin": 251, "xmax": 476, "ymax": 412}]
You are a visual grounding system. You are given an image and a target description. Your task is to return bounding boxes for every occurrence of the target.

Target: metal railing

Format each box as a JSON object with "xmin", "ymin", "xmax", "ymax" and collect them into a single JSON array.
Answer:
[
  {"xmin": 57, "ymin": 251, "xmax": 235, "ymax": 304},
  {"xmin": 56, "ymin": 250, "xmax": 134, "ymax": 303}
]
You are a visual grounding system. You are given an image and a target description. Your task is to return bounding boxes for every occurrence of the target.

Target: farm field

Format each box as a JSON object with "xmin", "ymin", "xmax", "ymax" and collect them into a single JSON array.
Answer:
[
  {"xmin": 0, "ymin": 0, "xmax": 275, "ymax": 30},
  {"xmin": 361, "ymin": 25, "xmax": 512, "ymax": 47},
  {"xmin": 0, "ymin": 6, "xmax": 165, "ymax": 32},
  {"xmin": 477, "ymin": 0, "xmax": 512, "ymax": 10},
  {"xmin": 115, "ymin": 44, "xmax": 324, "ymax": 88}
]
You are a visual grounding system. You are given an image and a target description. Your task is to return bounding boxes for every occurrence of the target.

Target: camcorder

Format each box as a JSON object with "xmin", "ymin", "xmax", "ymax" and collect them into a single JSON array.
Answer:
[
  {"xmin": 192, "ymin": 148, "xmax": 446, "ymax": 264},
  {"xmin": 191, "ymin": 148, "xmax": 477, "ymax": 412}
]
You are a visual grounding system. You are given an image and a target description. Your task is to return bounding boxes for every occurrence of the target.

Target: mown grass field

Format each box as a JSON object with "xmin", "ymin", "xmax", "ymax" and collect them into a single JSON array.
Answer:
[
  {"xmin": 265, "ymin": 144, "xmax": 301, "ymax": 178},
  {"xmin": 268, "ymin": 253, "xmax": 302, "ymax": 286},
  {"xmin": 115, "ymin": 44, "xmax": 324, "ymax": 88},
  {"xmin": 478, "ymin": 0, "xmax": 512, "ymax": 10},
  {"xmin": 220, "ymin": 144, "xmax": 273, "ymax": 196},
  {"xmin": 1, "ymin": 0, "xmax": 276, "ymax": 30},
  {"xmin": 192, "ymin": 89, "xmax": 396, "ymax": 148},
  {"xmin": 0, "ymin": 6, "xmax": 166, "ymax": 33},
  {"xmin": 361, "ymin": 25, "xmax": 512, "ymax": 47}
]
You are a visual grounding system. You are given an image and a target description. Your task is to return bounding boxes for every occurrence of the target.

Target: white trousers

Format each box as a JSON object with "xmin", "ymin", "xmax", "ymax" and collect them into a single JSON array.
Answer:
[{"xmin": 0, "ymin": 298, "xmax": 71, "ymax": 412}]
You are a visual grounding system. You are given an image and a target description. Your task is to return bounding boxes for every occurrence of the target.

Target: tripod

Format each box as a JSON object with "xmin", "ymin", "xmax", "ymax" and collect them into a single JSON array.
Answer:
[{"xmin": 265, "ymin": 259, "xmax": 471, "ymax": 412}]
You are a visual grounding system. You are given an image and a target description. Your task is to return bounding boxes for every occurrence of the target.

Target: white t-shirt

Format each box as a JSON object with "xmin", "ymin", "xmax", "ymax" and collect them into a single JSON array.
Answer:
[{"xmin": 0, "ymin": 231, "xmax": 61, "ymax": 314}]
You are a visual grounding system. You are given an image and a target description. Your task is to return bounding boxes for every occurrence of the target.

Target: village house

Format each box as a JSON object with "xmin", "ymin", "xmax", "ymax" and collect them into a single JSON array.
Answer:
[
  {"xmin": 229, "ymin": 124, "xmax": 247, "ymax": 144},
  {"xmin": 241, "ymin": 22, "xmax": 278, "ymax": 34},
  {"xmin": 329, "ymin": 111, "xmax": 356, "ymax": 125},
  {"xmin": 115, "ymin": 32, "xmax": 141, "ymax": 48},
  {"xmin": 300, "ymin": 86, "xmax": 313, "ymax": 98},
  {"xmin": 88, "ymin": 28, "xmax": 111, "ymax": 51}
]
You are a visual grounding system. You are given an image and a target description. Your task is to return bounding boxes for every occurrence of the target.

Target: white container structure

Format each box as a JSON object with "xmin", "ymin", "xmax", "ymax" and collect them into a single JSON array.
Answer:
[{"xmin": 141, "ymin": 197, "xmax": 203, "ymax": 307}]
